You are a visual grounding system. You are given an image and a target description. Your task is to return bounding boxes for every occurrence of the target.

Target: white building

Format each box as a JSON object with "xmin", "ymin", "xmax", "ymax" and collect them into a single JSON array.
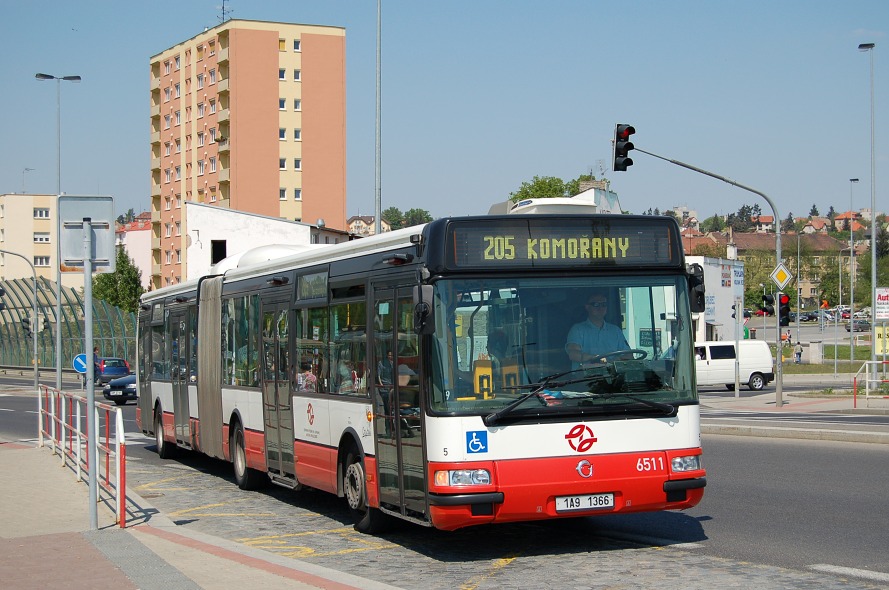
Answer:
[{"xmin": 687, "ymin": 256, "xmax": 745, "ymax": 343}]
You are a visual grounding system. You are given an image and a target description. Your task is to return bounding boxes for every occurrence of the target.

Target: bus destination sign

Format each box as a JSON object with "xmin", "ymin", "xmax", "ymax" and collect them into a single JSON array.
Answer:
[{"xmin": 446, "ymin": 218, "xmax": 681, "ymax": 270}]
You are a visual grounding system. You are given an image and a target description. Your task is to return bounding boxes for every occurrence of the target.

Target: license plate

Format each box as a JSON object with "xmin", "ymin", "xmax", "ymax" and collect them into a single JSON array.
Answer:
[
  {"xmin": 109, "ymin": 391, "xmax": 121, "ymax": 396},
  {"xmin": 555, "ymin": 493, "xmax": 615, "ymax": 512}
]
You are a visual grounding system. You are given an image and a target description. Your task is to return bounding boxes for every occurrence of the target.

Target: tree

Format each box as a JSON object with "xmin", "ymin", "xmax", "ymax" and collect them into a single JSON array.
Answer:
[
  {"xmin": 781, "ymin": 212, "xmax": 795, "ymax": 233},
  {"xmin": 92, "ymin": 249, "xmax": 145, "ymax": 314},
  {"xmin": 403, "ymin": 208, "xmax": 433, "ymax": 227},
  {"xmin": 827, "ymin": 206, "xmax": 836, "ymax": 224},
  {"xmin": 699, "ymin": 214, "xmax": 725, "ymax": 233},
  {"xmin": 509, "ymin": 176, "xmax": 569, "ymax": 202},
  {"xmin": 726, "ymin": 204, "xmax": 755, "ymax": 232},
  {"xmin": 809, "ymin": 204, "xmax": 820, "ymax": 218},
  {"xmin": 115, "ymin": 208, "xmax": 136, "ymax": 225},
  {"xmin": 381, "ymin": 207, "xmax": 405, "ymax": 230}
]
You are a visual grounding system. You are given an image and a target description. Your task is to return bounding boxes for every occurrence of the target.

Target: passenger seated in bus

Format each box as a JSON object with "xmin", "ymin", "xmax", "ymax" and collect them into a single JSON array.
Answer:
[
  {"xmin": 336, "ymin": 353, "xmax": 357, "ymax": 394},
  {"xmin": 565, "ymin": 290, "xmax": 630, "ymax": 368},
  {"xmin": 397, "ymin": 364, "xmax": 420, "ymax": 435},
  {"xmin": 295, "ymin": 360, "xmax": 317, "ymax": 392}
]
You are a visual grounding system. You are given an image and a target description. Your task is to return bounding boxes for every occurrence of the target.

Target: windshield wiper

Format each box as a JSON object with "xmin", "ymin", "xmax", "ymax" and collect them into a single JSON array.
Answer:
[
  {"xmin": 583, "ymin": 392, "xmax": 677, "ymax": 417},
  {"xmin": 484, "ymin": 368, "xmax": 595, "ymax": 426}
]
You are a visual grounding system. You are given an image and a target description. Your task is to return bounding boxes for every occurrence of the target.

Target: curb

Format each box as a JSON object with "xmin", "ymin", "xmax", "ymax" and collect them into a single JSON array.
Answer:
[{"xmin": 702, "ymin": 424, "xmax": 889, "ymax": 445}]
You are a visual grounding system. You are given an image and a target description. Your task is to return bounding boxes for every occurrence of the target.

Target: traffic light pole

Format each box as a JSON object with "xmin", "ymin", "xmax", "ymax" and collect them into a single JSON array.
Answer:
[{"xmin": 634, "ymin": 148, "xmax": 784, "ymax": 407}]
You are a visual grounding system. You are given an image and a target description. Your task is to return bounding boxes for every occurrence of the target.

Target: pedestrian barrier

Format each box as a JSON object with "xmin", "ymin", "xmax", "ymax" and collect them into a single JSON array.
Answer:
[
  {"xmin": 852, "ymin": 360, "xmax": 889, "ymax": 409},
  {"xmin": 37, "ymin": 385, "xmax": 128, "ymax": 528}
]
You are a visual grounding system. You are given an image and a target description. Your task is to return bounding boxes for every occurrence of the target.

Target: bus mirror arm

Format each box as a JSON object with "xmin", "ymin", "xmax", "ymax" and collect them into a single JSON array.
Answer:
[{"xmin": 413, "ymin": 285, "xmax": 435, "ymax": 335}]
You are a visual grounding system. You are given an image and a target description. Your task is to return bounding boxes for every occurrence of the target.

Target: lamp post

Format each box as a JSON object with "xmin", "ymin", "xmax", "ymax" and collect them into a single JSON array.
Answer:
[
  {"xmin": 22, "ymin": 167, "xmax": 34, "ymax": 193},
  {"xmin": 35, "ymin": 72, "xmax": 81, "ymax": 392},
  {"xmin": 850, "ymin": 178, "xmax": 859, "ymax": 366},
  {"xmin": 857, "ymin": 43, "xmax": 876, "ymax": 373},
  {"xmin": 796, "ymin": 232, "xmax": 801, "ymax": 345}
]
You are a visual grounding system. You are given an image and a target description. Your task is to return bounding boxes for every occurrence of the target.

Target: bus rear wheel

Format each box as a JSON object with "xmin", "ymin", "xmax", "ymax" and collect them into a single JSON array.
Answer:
[
  {"xmin": 155, "ymin": 409, "xmax": 176, "ymax": 459},
  {"xmin": 232, "ymin": 423, "xmax": 265, "ymax": 490},
  {"xmin": 343, "ymin": 450, "xmax": 390, "ymax": 534}
]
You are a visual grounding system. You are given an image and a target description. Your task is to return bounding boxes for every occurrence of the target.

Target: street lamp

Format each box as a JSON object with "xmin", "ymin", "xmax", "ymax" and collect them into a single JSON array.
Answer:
[
  {"xmin": 0, "ymin": 249, "xmax": 39, "ymax": 395},
  {"xmin": 22, "ymin": 167, "xmax": 34, "ymax": 193},
  {"xmin": 857, "ymin": 43, "xmax": 876, "ymax": 372},
  {"xmin": 850, "ymin": 178, "xmax": 859, "ymax": 366},
  {"xmin": 35, "ymin": 72, "xmax": 81, "ymax": 392}
]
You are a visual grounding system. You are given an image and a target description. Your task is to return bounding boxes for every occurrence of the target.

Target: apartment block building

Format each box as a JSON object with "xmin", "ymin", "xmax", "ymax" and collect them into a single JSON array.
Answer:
[
  {"xmin": 149, "ymin": 19, "xmax": 346, "ymax": 289},
  {"xmin": 0, "ymin": 193, "xmax": 83, "ymax": 289}
]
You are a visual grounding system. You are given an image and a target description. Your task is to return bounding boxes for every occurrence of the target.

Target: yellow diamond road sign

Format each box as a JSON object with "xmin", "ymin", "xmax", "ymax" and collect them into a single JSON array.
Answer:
[{"xmin": 770, "ymin": 263, "xmax": 793, "ymax": 291}]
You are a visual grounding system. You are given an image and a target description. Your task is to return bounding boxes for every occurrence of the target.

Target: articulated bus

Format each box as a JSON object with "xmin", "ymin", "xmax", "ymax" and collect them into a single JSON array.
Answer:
[{"xmin": 136, "ymin": 214, "xmax": 707, "ymax": 532}]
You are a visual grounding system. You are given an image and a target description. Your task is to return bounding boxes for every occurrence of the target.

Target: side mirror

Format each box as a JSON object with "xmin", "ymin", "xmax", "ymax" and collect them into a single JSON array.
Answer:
[
  {"xmin": 687, "ymin": 263, "xmax": 705, "ymax": 313},
  {"xmin": 413, "ymin": 284, "xmax": 435, "ymax": 335}
]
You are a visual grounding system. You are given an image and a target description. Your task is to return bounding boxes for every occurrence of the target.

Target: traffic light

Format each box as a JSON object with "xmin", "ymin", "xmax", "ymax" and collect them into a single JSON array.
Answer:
[
  {"xmin": 612, "ymin": 124, "xmax": 635, "ymax": 171},
  {"xmin": 778, "ymin": 292, "xmax": 791, "ymax": 326},
  {"xmin": 761, "ymin": 294, "xmax": 775, "ymax": 316},
  {"xmin": 21, "ymin": 316, "xmax": 32, "ymax": 339}
]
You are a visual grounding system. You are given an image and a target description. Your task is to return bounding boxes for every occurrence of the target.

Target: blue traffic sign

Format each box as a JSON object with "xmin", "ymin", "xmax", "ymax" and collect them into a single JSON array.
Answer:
[{"xmin": 73, "ymin": 353, "xmax": 88, "ymax": 374}]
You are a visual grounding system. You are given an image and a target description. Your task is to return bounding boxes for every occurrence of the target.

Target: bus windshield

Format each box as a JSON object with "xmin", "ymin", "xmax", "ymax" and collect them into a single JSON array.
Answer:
[{"xmin": 428, "ymin": 276, "xmax": 697, "ymax": 417}]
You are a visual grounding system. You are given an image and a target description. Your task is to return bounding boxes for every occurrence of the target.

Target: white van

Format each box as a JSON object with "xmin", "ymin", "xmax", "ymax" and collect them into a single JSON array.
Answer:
[{"xmin": 694, "ymin": 340, "xmax": 775, "ymax": 391}]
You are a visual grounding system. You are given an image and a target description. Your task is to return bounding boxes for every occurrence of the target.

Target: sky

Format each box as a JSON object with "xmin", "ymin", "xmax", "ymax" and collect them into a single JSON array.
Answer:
[{"xmin": 0, "ymin": 0, "xmax": 886, "ymax": 224}]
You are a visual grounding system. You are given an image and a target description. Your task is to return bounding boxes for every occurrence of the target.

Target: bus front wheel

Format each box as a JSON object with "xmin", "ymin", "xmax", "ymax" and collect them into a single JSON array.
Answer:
[{"xmin": 343, "ymin": 450, "xmax": 390, "ymax": 534}]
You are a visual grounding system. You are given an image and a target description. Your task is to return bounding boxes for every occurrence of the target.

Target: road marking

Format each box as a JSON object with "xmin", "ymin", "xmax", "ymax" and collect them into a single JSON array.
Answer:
[
  {"xmin": 166, "ymin": 500, "xmax": 276, "ymax": 519},
  {"xmin": 809, "ymin": 564, "xmax": 889, "ymax": 583},
  {"xmin": 236, "ymin": 528, "xmax": 395, "ymax": 558}
]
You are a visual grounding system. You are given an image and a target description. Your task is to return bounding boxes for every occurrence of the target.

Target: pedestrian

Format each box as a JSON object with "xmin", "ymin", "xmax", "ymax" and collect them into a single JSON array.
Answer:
[{"xmin": 794, "ymin": 341, "xmax": 803, "ymax": 364}]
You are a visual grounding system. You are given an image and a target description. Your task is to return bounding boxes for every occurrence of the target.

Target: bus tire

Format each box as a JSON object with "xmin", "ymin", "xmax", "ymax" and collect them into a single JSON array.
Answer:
[
  {"xmin": 155, "ymin": 408, "xmax": 177, "ymax": 459},
  {"xmin": 232, "ymin": 422, "xmax": 264, "ymax": 490},
  {"xmin": 343, "ymin": 450, "xmax": 390, "ymax": 534}
]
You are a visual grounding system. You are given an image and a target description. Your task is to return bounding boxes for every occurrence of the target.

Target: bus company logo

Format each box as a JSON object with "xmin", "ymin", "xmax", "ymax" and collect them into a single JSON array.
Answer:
[
  {"xmin": 565, "ymin": 424, "xmax": 597, "ymax": 453},
  {"xmin": 306, "ymin": 403, "xmax": 315, "ymax": 426}
]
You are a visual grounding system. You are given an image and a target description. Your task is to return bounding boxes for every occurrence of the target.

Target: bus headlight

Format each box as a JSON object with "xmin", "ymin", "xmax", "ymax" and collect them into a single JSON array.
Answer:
[
  {"xmin": 671, "ymin": 455, "xmax": 701, "ymax": 472},
  {"xmin": 434, "ymin": 469, "xmax": 491, "ymax": 486}
]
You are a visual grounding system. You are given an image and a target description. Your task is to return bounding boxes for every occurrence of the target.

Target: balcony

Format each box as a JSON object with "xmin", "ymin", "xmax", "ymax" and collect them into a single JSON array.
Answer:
[
  {"xmin": 151, "ymin": 184, "xmax": 161, "ymax": 198},
  {"xmin": 152, "ymin": 236, "xmax": 161, "ymax": 249},
  {"xmin": 151, "ymin": 103, "xmax": 160, "ymax": 118},
  {"xmin": 151, "ymin": 131, "xmax": 161, "ymax": 145},
  {"xmin": 216, "ymin": 139, "xmax": 230, "ymax": 153},
  {"xmin": 217, "ymin": 47, "xmax": 228, "ymax": 64},
  {"xmin": 217, "ymin": 108, "xmax": 230, "ymax": 123},
  {"xmin": 151, "ymin": 77, "xmax": 160, "ymax": 91},
  {"xmin": 218, "ymin": 169, "xmax": 230, "ymax": 183},
  {"xmin": 151, "ymin": 210, "xmax": 161, "ymax": 223},
  {"xmin": 151, "ymin": 157, "xmax": 161, "ymax": 171},
  {"xmin": 217, "ymin": 78, "xmax": 229, "ymax": 93}
]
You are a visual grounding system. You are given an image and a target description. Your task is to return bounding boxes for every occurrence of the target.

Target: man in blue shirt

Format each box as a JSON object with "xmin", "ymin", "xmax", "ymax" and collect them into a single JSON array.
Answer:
[{"xmin": 565, "ymin": 291, "xmax": 629, "ymax": 369}]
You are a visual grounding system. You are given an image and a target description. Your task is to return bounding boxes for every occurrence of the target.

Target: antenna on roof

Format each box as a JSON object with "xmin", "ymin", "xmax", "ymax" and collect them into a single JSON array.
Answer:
[{"xmin": 217, "ymin": 0, "xmax": 233, "ymax": 22}]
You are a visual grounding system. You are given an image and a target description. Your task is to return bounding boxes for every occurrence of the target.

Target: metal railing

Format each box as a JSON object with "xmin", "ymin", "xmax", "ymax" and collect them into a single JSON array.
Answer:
[
  {"xmin": 37, "ymin": 385, "xmax": 128, "ymax": 528},
  {"xmin": 852, "ymin": 360, "xmax": 889, "ymax": 408}
]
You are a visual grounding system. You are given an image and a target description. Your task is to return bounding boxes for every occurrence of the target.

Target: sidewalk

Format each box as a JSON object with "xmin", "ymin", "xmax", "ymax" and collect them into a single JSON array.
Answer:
[{"xmin": 0, "ymin": 441, "xmax": 402, "ymax": 590}]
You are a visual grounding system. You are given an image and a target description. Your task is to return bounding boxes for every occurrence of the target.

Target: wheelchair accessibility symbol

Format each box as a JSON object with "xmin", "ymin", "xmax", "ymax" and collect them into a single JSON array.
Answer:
[{"xmin": 466, "ymin": 431, "xmax": 488, "ymax": 454}]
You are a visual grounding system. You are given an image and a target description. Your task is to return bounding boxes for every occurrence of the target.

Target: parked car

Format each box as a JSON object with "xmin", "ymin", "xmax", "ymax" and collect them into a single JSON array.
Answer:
[
  {"xmin": 799, "ymin": 311, "xmax": 820, "ymax": 322},
  {"xmin": 96, "ymin": 357, "xmax": 131, "ymax": 384},
  {"xmin": 840, "ymin": 311, "xmax": 851, "ymax": 320},
  {"xmin": 695, "ymin": 340, "xmax": 774, "ymax": 391},
  {"xmin": 753, "ymin": 309, "xmax": 769, "ymax": 317},
  {"xmin": 846, "ymin": 319, "xmax": 872, "ymax": 332},
  {"xmin": 102, "ymin": 374, "xmax": 137, "ymax": 405}
]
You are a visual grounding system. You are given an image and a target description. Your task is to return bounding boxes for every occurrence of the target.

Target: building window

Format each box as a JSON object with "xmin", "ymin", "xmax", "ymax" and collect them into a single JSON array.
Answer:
[
  {"xmin": 198, "ymin": 160, "xmax": 205, "ymax": 175},
  {"xmin": 164, "ymin": 61, "xmax": 171, "ymax": 74},
  {"xmin": 294, "ymin": 189, "xmax": 302, "ymax": 201},
  {"xmin": 280, "ymin": 188, "xmax": 287, "ymax": 201},
  {"xmin": 293, "ymin": 158, "xmax": 301, "ymax": 170},
  {"xmin": 34, "ymin": 256, "xmax": 50, "ymax": 267},
  {"xmin": 279, "ymin": 69, "xmax": 286, "ymax": 80},
  {"xmin": 165, "ymin": 223, "xmax": 172, "ymax": 238},
  {"xmin": 294, "ymin": 99, "xmax": 301, "ymax": 111},
  {"xmin": 164, "ymin": 169, "xmax": 171, "ymax": 183},
  {"xmin": 165, "ymin": 250, "xmax": 172, "ymax": 264},
  {"xmin": 164, "ymin": 114, "xmax": 171, "ymax": 129},
  {"xmin": 197, "ymin": 73, "xmax": 204, "ymax": 89},
  {"xmin": 279, "ymin": 128, "xmax": 286, "ymax": 141},
  {"xmin": 174, "ymin": 83, "xmax": 180, "ymax": 98},
  {"xmin": 209, "ymin": 99, "xmax": 216, "ymax": 114},
  {"xmin": 279, "ymin": 98, "xmax": 286, "ymax": 110},
  {"xmin": 175, "ymin": 111, "xmax": 181, "ymax": 126},
  {"xmin": 209, "ymin": 157, "xmax": 216, "ymax": 172},
  {"xmin": 34, "ymin": 232, "xmax": 50, "ymax": 243},
  {"xmin": 164, "ymin": 142, "xmax": 171, "ymax": 156},
  {"xmin": 210, "ymin": 192, "xmax": 217, "ymax": 203},
  {"xmin": 198, "ymin": 103, "xmax": 205, "ymax": 118},
  {"xmin": 175, "ymin": 222, "xmax": 181, "ymax": 236},
  {"xmin": 175, "ymin": 139, "xmax": 181, "ymax": 153},
  {"xmin": 185, "ymin": 107, "xmax": 191, "ymax": 123},
  {"xmin": 198, "ymin": 131, "xmax": 205, "ymax": 147},
  {"xmin": 209, "ymin": 69, "xmax": 216, "ymax": 84},
  {"xmin": 279, "ymin": 39, "xmax": 286, "ymax": 51},
  {"xmin": 176, "ymin": 249, "xmax": 181, "ymax": 263},
  {"xmin": 293, "ymin": 39, "xmax": 301, "ymax": 52},
  {"xmin": 209, "ymin": 128, "xmax": 217, "ymax": 143},
  {"xmin": 197, "ymin": 45, "xmax": 204, "ymax": 60},
  {"xmin": 175, "ymin": 166, "xmax": 181, "ymax": 180},
  {"xmin": 175, "ymin": 195, "xmax": 181, "ymax": 208},
  {"xmin": 279, "ymin": 158, "xmax": 287, "ymax": 170},
  {"xmin": 164, "ymin": 87, "xmax": 171, "ymax": 102},
  {"xmin": 294, "ymin": 128, "xmax": 301, "ymax": 141},
  {"xmin": 293, "ymin": 69, "xmax": 301, "ymax": 81},
  {"xmin": 165, "ymin": 197, "xmax": 171, "ymax": 210},
  {"xmin": 174, "ymin": 56, "xmax": 180, "ymax": 70}
]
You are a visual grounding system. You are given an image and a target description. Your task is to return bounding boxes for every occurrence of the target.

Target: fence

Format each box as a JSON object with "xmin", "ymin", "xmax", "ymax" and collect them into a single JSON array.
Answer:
[
  {"xmin": 37, "ymin": 385, "xmax": 128, "ymax": 528},
  {"xmin": 852, "ymin": 360, "xmax": 889, "ymax": 408}
]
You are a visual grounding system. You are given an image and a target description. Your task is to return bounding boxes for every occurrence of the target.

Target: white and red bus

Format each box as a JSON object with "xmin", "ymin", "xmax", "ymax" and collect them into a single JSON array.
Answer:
[{"xmin": 136, "ymin": 213, "xmax": 706, "ymax": 532}]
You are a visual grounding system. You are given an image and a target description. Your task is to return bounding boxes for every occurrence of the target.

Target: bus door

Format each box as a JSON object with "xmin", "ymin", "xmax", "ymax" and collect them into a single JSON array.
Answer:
[
  {"xmin": 373, "ymin": 286, "xmax": 427, "ymax": 519},
  {"xmin": 169, "ymin": 310, "xmax": 190, "ymax": 445},
  {"xmin": 260, "ymin": 300, "xmax": 295, "ymax": 478}
]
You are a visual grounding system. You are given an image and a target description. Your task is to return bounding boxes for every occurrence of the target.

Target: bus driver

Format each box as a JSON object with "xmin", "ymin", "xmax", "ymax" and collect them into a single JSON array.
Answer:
[{"xmin": 565, "ymin": 290, "xmax": 630, "ymax": 369}]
